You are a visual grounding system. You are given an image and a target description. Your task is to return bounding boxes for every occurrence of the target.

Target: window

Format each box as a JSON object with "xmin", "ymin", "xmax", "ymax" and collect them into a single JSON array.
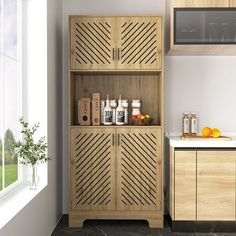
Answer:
[{"xmin": 0, "ymin": 0, "xmax": 22, "ymax": 193}]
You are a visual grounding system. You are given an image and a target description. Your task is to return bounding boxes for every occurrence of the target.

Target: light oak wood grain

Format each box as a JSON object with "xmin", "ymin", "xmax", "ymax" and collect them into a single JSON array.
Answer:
[
  {"xmin": 116, "ymin": 127, "xmax": 162, "ymax": 211},
  {"xmin": 197, "ymin": 150, "xmax": 236, "ymax": 220},
  {"xmin": 74, "ymin": 73, "xmax": 161, "ymax": 126},
  {"xmin": 70, "ymin": 16, "xmax": 163, "ymax": 71},
  {"xmin": 70, "ymin": 127, "xmax": 116, "ymax": 211},
  {"xmin": 172, "ymin": 0, "xmax": 230, "ymax": 7},
  {"xmin": 230, "ymin": 0, "xmax": 236, "ymax": 6},
  {"xmin": 175, "ymin": 150, "xmax": 196, "ymax": 220},
  {"xmin": 69, "ymin": 210, "xmax": 163, "ymax": 228},
  {"xmin": 116, "ymin": 16, "xmax": 162, "ymax": 70},
  {"xmin": 168, "ymin": 146, "xmax": 175, "ymax": 218}
]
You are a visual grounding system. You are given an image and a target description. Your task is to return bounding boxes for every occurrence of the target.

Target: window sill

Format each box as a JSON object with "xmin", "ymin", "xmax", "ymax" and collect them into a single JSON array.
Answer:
[{"xmin": 0, "ymin": 181, "xmax": 47, "ymax": 229}]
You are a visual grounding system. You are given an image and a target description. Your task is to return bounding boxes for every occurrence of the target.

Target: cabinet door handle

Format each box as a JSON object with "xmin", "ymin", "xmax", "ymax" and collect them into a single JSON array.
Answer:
[
  {"xmin": 117, "ymin": 48, "xmax": 120, "ymax": 61},
  {"xmin": 112, "ymin": 133, "xmax": 115, "ymax": 146},
  {"xmin": 118, "ymin": 134, "xmax": 120, "ymax": 146}
]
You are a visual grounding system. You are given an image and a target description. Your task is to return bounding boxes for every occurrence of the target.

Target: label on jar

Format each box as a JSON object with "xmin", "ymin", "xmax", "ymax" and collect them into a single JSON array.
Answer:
[
  {"xmin": 112, "ymin": 109, "xmax": 116, "ymax": 124},
  {"xmin": 124, "ymin": 109, "xmax": 128, "ymax": 124},
  {"xmin": 191, "ymin": 118, "xmax": 197, "ymax": 134},
  {"xmin": 104, "ymin": 110, "xmax": 112, "ymax": 123},
  {"xmin": 183, "ymin": 118, "xmax": 190, "ymax": 134},
  {"xmin": 116, "ymin": 110, "xmax": 125, "ymax": 123}
]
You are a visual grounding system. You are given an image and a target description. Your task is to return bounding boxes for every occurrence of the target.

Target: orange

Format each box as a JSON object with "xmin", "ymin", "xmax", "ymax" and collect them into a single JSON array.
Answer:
[
  {"xmin": 212, "ymin": 128, "xmax": 221, "ymax": 138},
  {"xmin": 202, "ymin": 127, "xmax": 212, "ymax": 137}
]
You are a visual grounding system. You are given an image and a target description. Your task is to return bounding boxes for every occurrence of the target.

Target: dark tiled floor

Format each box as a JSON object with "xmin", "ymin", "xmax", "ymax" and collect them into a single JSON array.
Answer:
[{"xmin": 51, "ymin": 215, "xmax": 236, "ymax": 236}]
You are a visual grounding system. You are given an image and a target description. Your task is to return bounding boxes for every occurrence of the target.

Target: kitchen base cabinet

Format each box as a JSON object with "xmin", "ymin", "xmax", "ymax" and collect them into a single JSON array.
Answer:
[
  {"xmin": 175, "ymin": 150, "xmax": 196, "ymax": 220},
  {"xmin": 168, "ymin": 147, "xmax": 236, "ymax": 223},
  {"xmin": 197, "ymin": 151, "xmax": 236, "ymax": 221},
  {"xmin": 70, "ymin": 127, "xmax": 163, "ymax": 228}
]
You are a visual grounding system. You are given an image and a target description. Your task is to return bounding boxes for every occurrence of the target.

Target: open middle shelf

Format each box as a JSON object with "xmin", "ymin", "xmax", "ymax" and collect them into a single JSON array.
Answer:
[{"xmin": 69, "ymin": 72, "xmax": 163, "ymax": 127}]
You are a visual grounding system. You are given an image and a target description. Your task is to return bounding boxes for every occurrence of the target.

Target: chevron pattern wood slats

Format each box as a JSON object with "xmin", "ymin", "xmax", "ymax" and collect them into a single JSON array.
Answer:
[
  {"xmin": 70, "ymin": 128, "xmax": 116, "ymax": 211},
  {"xmin": 117, "ymin": 128, "xmax": 162, "ymax": 211},
  {"xmin": 117, "ymin": 17, "xmax": 162, "ymax": 70},
  {"xmin": 70, "ymin": 16, "xmax": 162, "ymax": 71},
  {"xmin": 70, "ymin": 17, "xmax": 115, "ymax": 70}
]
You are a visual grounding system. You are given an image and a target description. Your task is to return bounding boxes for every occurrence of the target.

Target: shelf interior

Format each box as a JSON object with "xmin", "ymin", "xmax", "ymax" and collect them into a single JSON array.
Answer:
[{"xmin": 69, "ymin": 72, "xmax": 163, "ymax": 126}]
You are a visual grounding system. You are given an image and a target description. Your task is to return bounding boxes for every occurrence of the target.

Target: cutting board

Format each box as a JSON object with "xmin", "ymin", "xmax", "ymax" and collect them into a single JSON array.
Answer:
[{"xmin": 181, "ymin": 135, "xmax": 232, "ymax": 141}]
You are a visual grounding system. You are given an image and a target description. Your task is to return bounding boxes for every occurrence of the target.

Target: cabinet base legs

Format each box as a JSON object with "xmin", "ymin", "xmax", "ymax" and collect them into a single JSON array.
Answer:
[
  {"xmin": 147, "ymin": 218, "xmax": 163, "ymax": 228},
  {"xmin": 69, "ymin": 211, "xmax": 163, "ymax": 229}
]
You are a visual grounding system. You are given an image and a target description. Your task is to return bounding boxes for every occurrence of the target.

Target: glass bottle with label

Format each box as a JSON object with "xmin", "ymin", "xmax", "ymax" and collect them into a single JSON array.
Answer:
[
  {"xmin": 182, "ymin": 112, "xmax": 190, "ymax": 137},
  {"xmin": 190, "ymin": 112, "xmax": 198, "ymax": 136},
  {"xmin": 104, "ymin": 95, "xmax": 112, "ymax": 125},
  {"xmin": 110, "ymin": 100, "xmax": 117, "ymax": 124},
  {"xmin": 121, "ymin": 99, "xmax": 129, "ymax": 125},
  {"xmin": 116, "ymin": 95, "xmax": 125, "ymax": 125}
]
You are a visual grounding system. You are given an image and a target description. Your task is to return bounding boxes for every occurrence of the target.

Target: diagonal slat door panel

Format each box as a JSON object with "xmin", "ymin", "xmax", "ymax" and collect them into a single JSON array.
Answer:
[
  {"xmin": 70, "ymin": 16, "xmax": 116, "ymax": 70},
  {"xmin": 117, "ymin": 16, "xmax": 162, "ymax": 70},
  {"xmin": 70, "ymin": 127, "xmax": 116, "ymax": 211},
  {"xmin": 116, "ymin": 127, "xmax": 162, "ymax": 211}
]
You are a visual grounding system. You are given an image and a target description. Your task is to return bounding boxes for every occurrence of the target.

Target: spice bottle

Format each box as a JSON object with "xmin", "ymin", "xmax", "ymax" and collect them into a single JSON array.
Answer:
[
  {"xmin": 182, "ymin": 112, "xmax": 190, "ymax": 137},
  {"xmin": 115, "ymin": 95, "xmax": 125, "ymax": 125},
  {"xmin": 121, "ymin": 99, "xmax": 129, "ymax": 125},
  {"xmin": 190, "ymin": 112, "xmax": 198, "ymax": 136},
  {"xmin": 131, "ymin": 99, "xmax": 142, "ymax": 116},
  {"xmin": 104, "ymin": 95, "xmax": 112, "ymax": 125},
  {"xmin": 100, "ymin": 100, "xmax": 105, "ymax": 125},
  {"xmin": 110, "ymin": 100, "xmax": 117, "ymax": 125}
]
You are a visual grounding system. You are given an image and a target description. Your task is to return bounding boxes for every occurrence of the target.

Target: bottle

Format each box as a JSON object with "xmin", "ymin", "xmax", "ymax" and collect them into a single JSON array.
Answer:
[
  {"xmin": 121, "ymin": 99, "xmax": 129, "ymax": 125},
  {"xmin": 190, "ymin": 112, "xmax": 198, "ymax": 136},
  {"xmin": 110, "ymin": 99, "xmax": 117, "ymax": 125},
  {"xmin": 182, "ymin": 112, "xmax": 190, "ymax": 137},
  {"xmin": 100, "ymin": 100, "xmax": 105, "ymax": 125},
  {"xmin": 115, "ymin": 95, "xmax": 125, "ymax": 125},
  {"xmin": 131, "ymin": 99, "xmax": 142, "ymax": 116},
  {"xmin": 104, "ymin": 95, "xmax": 112, "ymax": 125}
]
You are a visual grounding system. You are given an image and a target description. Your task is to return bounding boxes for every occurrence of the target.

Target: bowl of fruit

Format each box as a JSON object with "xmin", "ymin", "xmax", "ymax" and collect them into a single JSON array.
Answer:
[{"xmin": 130, "ymin": 114, "xmax": 153, "ymax": 126}]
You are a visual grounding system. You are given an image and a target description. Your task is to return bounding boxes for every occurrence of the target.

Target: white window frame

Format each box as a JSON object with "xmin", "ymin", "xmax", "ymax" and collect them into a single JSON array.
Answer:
[{"xmin": 0, "ymin": 0, "xmax": 24, "ymax": 198}]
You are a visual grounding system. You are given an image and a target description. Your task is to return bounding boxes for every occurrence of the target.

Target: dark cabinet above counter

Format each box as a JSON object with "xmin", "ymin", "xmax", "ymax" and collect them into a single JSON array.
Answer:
[{"xmin": 167, "ymin": 0, "xmax": 236, "ymax": 55}]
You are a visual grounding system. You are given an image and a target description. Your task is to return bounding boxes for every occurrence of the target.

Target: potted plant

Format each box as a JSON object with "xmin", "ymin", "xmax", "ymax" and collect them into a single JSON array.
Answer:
[{"xmin": 13, "ymin": 117, "xmax": 50, "ymax": 189}]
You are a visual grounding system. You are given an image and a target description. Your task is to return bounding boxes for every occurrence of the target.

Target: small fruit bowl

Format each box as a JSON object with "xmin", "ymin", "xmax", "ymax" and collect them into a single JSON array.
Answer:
[{"xmin": 130, "ymin": 114, "xmax": 154, "ymax": 126}]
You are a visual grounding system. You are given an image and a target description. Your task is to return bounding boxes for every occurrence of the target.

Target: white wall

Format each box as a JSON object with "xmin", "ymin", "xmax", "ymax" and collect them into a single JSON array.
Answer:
[
  {"xmin": 62, "ymin": 0, "xmax": 236, "ymax": 213},
  {"xmin": 0, "ymin": 0, "xmax": 63, "ymax": 235}
]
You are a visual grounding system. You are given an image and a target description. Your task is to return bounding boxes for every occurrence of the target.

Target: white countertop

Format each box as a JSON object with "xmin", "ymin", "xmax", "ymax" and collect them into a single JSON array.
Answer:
[{"xmin": 168, "ymin": 136, "xmax": 236, "ymax": 148}]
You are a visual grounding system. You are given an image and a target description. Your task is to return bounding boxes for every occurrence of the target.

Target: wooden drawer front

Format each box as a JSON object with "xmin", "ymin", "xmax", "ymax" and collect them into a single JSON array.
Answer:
[
  {"xmin": 116, "ymin": 128, "xmax": 162, "ymax": 211},
  {"xmin": 230, "ymin": 0, "xmax": 236, "ymax": 6},
  {"xmin": 175, "ymin": 151, "xmax": 196, "ymax": 220},
  {"xmin": 70, "ymin": 128, "xmax": 116, "ymax": 211},
  {"xmin": 117, "ymin": 17, "xmax": 162, "ymax": 70},
  {"xmin": 197, "ymin": 151, "xmax": 236, "ymax": 220},
  {"xmin": 70, "ymin": 16, "xmax": 115, "ymax": 70}
]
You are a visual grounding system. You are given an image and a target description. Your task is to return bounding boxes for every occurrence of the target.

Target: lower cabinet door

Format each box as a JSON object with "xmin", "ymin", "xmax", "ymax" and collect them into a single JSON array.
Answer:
[
  {"xmin": 197, "ymin": 150, "xmax": 236, "ymax": 220},
  {"xmin": 175, "ymin": 150, "xmax": 196, "ymax": 220},
  {"xmin": 70, "ymin": 127, "xmax": 116, "ymax": 211},
  {"xmin": 116, "ymin": 127, "xmax": 162, "ymax": 211}
]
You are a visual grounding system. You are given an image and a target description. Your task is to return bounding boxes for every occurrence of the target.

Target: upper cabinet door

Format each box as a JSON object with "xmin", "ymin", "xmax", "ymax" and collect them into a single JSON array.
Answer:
[
  {"xmin": 70, "ymin": 16, "xmax": 116, "ymax": 71},
  {"xmin": 116, "ymin": 17, "xmax": 162, "ymax": 70}
]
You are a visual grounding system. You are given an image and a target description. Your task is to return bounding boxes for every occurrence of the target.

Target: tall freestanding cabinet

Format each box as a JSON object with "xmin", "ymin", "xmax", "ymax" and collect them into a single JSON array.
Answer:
[{"xmin": 68, "ymin": 16, "xmax": 164, "ymax": 228}]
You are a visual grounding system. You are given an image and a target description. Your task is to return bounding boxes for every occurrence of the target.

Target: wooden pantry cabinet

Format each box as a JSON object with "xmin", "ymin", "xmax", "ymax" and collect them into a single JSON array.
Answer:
[
  {"xmin": 68, "ymin": 15, "xmax": 164, "ymax": 228},
  {"xmin": 168, "ymin": 148, "xmax": 236, "ymax": 221},
  {"xmin": 70, "ymin": 16, "xmax": 163, "ymax": 71}
]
